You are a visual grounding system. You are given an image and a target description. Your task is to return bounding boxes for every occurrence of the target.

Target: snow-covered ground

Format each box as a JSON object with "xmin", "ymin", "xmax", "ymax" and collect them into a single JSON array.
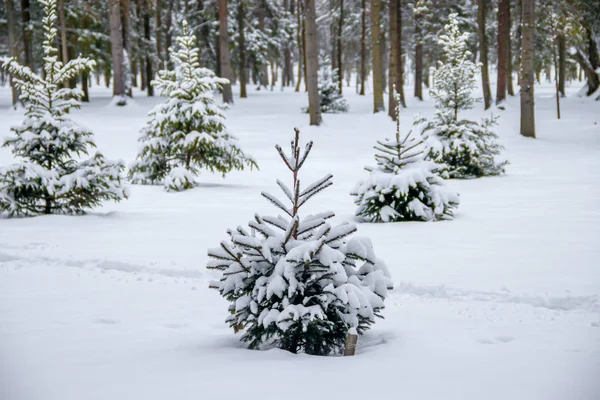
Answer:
[{"xmin": 1, "ymin": 80, "xmax": 599, "ymax": 400}]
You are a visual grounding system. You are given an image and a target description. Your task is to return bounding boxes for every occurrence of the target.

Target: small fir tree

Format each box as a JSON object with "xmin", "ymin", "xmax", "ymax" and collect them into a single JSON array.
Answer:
[
  {"xmin": 417, "ymin": 14, "xmax": 508, "ymax": 178},
  {"xmin": 129, "ymin": 21, "xmax": 257, "ymax": 191},
  {"xmin": 303, "ymin": 54, "xmax": 349, "ymax": 114},
  {"xmin": 207, "ymin": 128, "xmax": 392, "ymax": 356},
  {"xmin": 352, "ymin": 91, "xmax": 460, "ymax": 222},
  {"xmin": 0, "ymin": 0, "xmax": 128, "ymax": 217}
]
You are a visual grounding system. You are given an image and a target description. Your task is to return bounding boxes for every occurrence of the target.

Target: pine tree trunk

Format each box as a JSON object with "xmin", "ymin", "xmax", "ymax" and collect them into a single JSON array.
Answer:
[
  {"xmin": 478, "ymin": 0, "xmax": 492, "ymax": 109},
  {"xmin": 388, "ymin": 0, "xmax": 397, "ymax": 118},
  {"xmin": 520, "ymin": 0, "xmax": 535, "ymax": 138},
  {"xmin": 21, "ymin": 0, "xmax": 32, "ymax": 69},
  {"xmin": 121, "ymin": 0, "xmax": 133, "ymax": 96},
  {"xmin": 165, "ymin": 0, "xmax": 174, "ymax": 69},
  {"xmin": 110, "ymin": 0, "xmax": 126, "ymax": 98},
  {"xmin": 558, "ymin": 32, "xmax": 566, "ymax": 97},
  {"xmin": 496, "ymin": 0, "xmax": 509, "ymax": 105},
  {"xmin": 359, "ymin": 0, "xmax": 366, "ymax": 96},
  {"xmin": 156, "ymin": 0, "xmax": 164, "ymax": 68},
  {"xmin": 395, "ymin": 0, "xmax": 405, "ymax": 108},
  {"xmin": 257, "ymin": 2, "xmax": 269, "ymax": 88},
  {"xmin": 81, "ymin": 71, "xmax": 89, "ymax": 102},
  {"xmin": 370, "ymin": 0, "xmax": 384, "ymax": 112},
  {"xmin": 414, "ymin": 22, "xmax": 423, "ymax": 100},
  {"xmin": 337, "ymin": 0, "xmax": 344, "ymax": 94},
  {"xmin": 295, "ymin": 0, "xmax": 303, "ymax": 92},
  {"xmin": 305, "ymin": 0, "xmax": 322, "ymax": 125},
  {"xmin": 57, "ymin": 0, "xmax": 69, "ymax": 88},
  {"xmin": 6, "ymin": 0, "xmax": 19, "ymax": 108},
  {"xmin": 144, "ymin": 4, "xmax": 154, "ymax": 96},
  {"xmin": 507, "ymin": 3, "xmax": 514, "ymax": 96},
  {"xmin": 219, "ymin": 0, "xmax": 234, "ymax": 103},
  {"xmin": 238, "ymin": 0, "xmax": 247, "ymax": 98}
]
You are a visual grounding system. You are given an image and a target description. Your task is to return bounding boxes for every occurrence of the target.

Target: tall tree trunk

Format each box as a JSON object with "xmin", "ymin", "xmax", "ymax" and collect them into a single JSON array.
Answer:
[
  {"xmin": 257, "ymin": 0, "xmax": 269, "ymax": 88},
  {"xmin": 218, "ymin": 0, "xmax": 234, "ymax": 103},
  {"xmin": 58, "ymin": 0, "xmax": 69, "ymax": 88},
  {"xmin": 557, "ymin": 32, "xmax": 566, "ymax": 97},
  {"xmin": 414, "ymin": 15, "xmax": 423, "ymax": 100},
  {"xmin": 238, "ymin": 0, "xmax": 248, "ymax": 98},
  {"xmin": 81, "ymin": 71, "xmax": 90, "ymax": 102},
  {"xmin": 21, "ymin": 0, "xmax": 32, "ymax": 69},
  {"xmin": 359, "ymin": 0, "xmax": 366, "ymax": 95},
  {"xmin": 156, "ymin": 0, "xmax": 164, "ymax": 68},
  {"xmin": 507, "ymin": 3, "xmax": 514, "ymax": 96},
  {"xmin": 144, "ymin": 1, "xmax": 154, "ymax": 96},
  {"xmin": 395, "ymin": 0, "xmax": 405, "ymax": 107},
  {"xmin": 295, "ymin": 0, "xmax": 303, "ymax": 92},
  {"xmin": 520, "ymin": 0, "xmax": 535, "ymax": 138},
  {"xmin": 109, "ymin": 0, "xmax": 126, "ymax": 99},
  {"xmin": 478, "ymin": 0, "xmax": 492, "ymax": 109},
  {"xmin": 337, "ymin": 0, "xmax": 344, "ymax": 93},
  {"xmin": 165, "ymin": 0, "xmax": 174, "ymax": 69},
  {"xmin": 122, "ymin": 0, "xmax": 132, "ymax": 95},
  {"xmin": 388, "ymin": 0, "xmax": 397, "ymax": 118},
  {"xmin": 6, "ymin": 0, "xmax": 20, "ymax": 108},
  {"xmin": 496, "ymin": 0, "xmax": 509, "ymax": 105},
  {"xmin": 305, "ymin": 0, "xmax": 322, "ymax": 125},
  {"xmin": 370, "ymin": 0, "xmax": 384, "ymax": 112}
]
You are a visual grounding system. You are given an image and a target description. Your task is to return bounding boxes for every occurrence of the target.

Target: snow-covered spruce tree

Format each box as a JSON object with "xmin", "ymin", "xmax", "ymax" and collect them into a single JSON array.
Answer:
[
  {"xmin": 417, "ymin": 14, "xmax": 508, "ymax": 179},
  {"xmin": 129, "ymin": 21, "xmax": 257, "ymax": 191},
  {"xmin": 352, "ymin": 91, "xmax": 459, "ymax": 222},
  {"xmin": 0, "ymin": 0, "xmax": 128, "ymax": 217},
  {"xmin": 207, "ymin": 129, "xmax": 392, "ymax": 356},
  {"xmin": 303, "ymin": 54, "xmax": 349, "ymax": 114}
]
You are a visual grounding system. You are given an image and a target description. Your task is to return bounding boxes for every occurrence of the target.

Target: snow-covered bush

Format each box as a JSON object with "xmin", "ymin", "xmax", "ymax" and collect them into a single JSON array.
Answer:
[
  {"xmin": 0, "ymin": 0, "xmax": 128, "ymax": 217},
  {"xmin": 303, "ymin": 54, "xmax": 348, "ymax": 114},
  {"xmin": 129, "ymin": 21, "xmax": 257, "ymax": 191},
  {"xmin": 418, "ymin": 14, "xmax": 508, "ymax": 179},
  {"xmin": 352, "ymin": 91, "xmax": 459, "ymax": 222},
  {"xmin": 207, "ymin": 128, "xmax": 392, "ymax": 356}
]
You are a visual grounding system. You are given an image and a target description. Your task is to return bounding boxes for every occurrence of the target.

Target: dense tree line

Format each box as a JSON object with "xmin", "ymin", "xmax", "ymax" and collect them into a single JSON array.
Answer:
[{"xmin": 0, "ymin": 0, "xmax": 599, "ymax": 131}]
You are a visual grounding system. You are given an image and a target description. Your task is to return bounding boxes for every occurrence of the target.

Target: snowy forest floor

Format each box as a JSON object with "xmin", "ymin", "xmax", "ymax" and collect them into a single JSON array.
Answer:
[{"xmin": 1, "ymin": 81, "xmax": 599, "ymax": 400}]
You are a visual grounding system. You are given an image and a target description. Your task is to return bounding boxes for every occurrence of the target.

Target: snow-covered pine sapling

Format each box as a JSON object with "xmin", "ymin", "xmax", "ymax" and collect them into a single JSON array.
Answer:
[
  {"xmin": 303, "ymin": 53, "xmax": 349, "ymax": 114},
  {"xmin": 417, "ymin": 14, "xmax": 508, "ymax": 179},
  {"xmin": 207, "ymin": 128, "xmax": 392, "ymax": 356},
  {"xmin": 129, "ymin": 21, "xmax": 257, "ymax": 191},
  {"xmin": 0, "ymin": 0, "xmax": 128, "ymax": 217},
  {"xmin": 351, "ymin": 90, "xmax": 459, "ymax": 222}
]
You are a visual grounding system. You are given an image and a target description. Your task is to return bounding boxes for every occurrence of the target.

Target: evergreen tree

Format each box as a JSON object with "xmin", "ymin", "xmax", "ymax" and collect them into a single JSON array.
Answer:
[
  {"xmin": 352, "ymin": 91, "xmax": 459, "ymax": 222},
  {"xmin": 129, "ymin": 21, "xmax": 257, "ymax": 191},
  {"xmin": 0, "ymin": 0, "xmax": 128, "ymax": 217},
  {"xmin": 207, "ymin": 128, "xmax": 392, "ymax": 356},
  {"xmin": 417, "ymin": 14, "xmax": 508, "ymax": 179},
  {"xmin": 303, "ymin": 53, "xmax": 349, "ymax": 114}
]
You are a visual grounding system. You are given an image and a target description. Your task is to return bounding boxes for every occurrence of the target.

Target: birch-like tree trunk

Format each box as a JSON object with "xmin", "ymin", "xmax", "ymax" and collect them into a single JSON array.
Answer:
[
  {"xmin": 520, "ymin": 0, "xmax": 536, "ymax": 138},
  {"xmin": 304, "ymin": 0, "xmax": 322, "ymax": 125}
]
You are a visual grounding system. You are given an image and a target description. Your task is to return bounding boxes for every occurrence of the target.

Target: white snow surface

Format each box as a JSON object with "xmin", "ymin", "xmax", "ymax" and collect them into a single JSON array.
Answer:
[{"xmin": 1, "ymin": 81, "xmax": 599, "ymax": 400}]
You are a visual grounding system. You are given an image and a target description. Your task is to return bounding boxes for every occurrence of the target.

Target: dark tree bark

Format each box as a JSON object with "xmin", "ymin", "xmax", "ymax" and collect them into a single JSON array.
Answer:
[
  {"xmin": 165, "ymin": 0, "xmax": 174, "ymax": 69},
  {"xmin": 156, "ymin": 0, "xmax": 164, "ymax": 68},
  {"xmin": 414, "ymin": 9, "xmax": 423, "ymax": 100},
  {"xmin": 21, "ymin": 0, "xmax": 32, "ymax": 68},
  {"xmin": 238, "ymin": 0, "xmax": 248, "ymax": 98},
  {"xmin": 305, "ymin": 0, "xmax": 322, "ymax": 125},
  {"xmin": 6, "ymin": 0, "xmax": 20, "ymax": 108},
  {"xmin": 395, "ymin": 0, "xmax": 405, "ymax": 108},
  {"xmin": 496, "ymin": 0, "xmax": 509, "ymax": 104},
  {"xmin": 337, "ymin": 0, "xmax": 344, "ymax": 93},
  {"xmin": 58, "ymin": 0, "xmax": 69, "ymax": 86},
  {"xmin": 520, "ymin": 0, "xmax": 535, "ymax": 138},
  {"xmin": 388, "ymin": 0, "xmax": 397, "ymax": 118},
  {"xmin": 218, "ymin": 0, "xmax": 234, "ymax": 103},
  {"xmin": 557, "ymin": 32, "xmax": 566, "ymax": 97},
  {"xmin": 295, "ymin": 0, "xmax": 303, "ymax": 92},
  {"xmin": 507, "ymin": 3, "xmax": 514, "ymax": 96},
  {"xmin": 359, "ymin": 0, "xmax": 366, "ymax": 95},
  {"xmin": 478, "ymin": 0, "xmax": 492, "ymax": 109},
  {"xmin": 144, "ymin": 0, "xmax": 154, "ymax": 96},
  {"xmin": 370, "ymin": 0, "xmax": 384, "ymax": 112}
]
